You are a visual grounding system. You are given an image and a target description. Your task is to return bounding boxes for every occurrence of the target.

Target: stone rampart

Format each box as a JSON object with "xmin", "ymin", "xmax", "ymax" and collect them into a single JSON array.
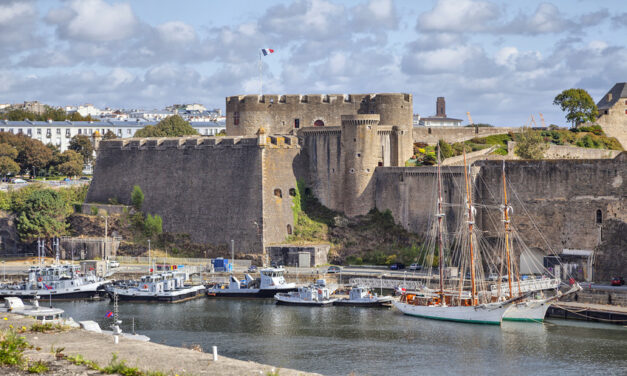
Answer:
[{"xmin": 413, "ymin": 126, "xmax": 517, "ymax": 145}]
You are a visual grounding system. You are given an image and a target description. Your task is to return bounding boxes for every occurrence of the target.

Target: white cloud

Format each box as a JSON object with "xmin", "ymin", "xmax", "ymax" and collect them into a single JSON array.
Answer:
[
  {"xmin": 351, "ymin": 0, "xmax": 398, "ymax": 31},
  {"xmin": 417, "ymin": 0, "xmax": 500, "ymax": 32},
  {"xmin": 46, "ymin": 0, "xmax": 138, "ymax": 42},
  {"xmin": 157, "ymin": 21, "xmax": 197, "ymax": 45},
  {"xmin": 495, "ymin": 47, "xmax": 518, "ymax": 66}
]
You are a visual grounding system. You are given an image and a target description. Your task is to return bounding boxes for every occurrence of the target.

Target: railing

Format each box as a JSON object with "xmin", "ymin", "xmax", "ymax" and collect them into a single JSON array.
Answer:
[
  {"xmin": 112, "ymin": 256, "xmax": 251, "ymax": 267},
  {"xmin": 349, "ymin": 277, "xmax": 424, "ymax": 290},
  {"xmin": 490, "ymin": 278, "xmax": 560, "ymax": 296}
]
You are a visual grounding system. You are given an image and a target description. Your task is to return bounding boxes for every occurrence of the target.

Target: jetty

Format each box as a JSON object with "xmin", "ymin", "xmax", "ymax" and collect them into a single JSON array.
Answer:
[{"xmin": 547, "ymin": 302, "xmax": 627, "ymax": 325}]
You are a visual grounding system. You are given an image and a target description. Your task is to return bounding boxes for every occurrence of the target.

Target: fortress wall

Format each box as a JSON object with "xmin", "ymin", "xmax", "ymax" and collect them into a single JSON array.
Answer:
[
  {"xmin": 86, "ymin": 137, "xmax": 265, "ymax": 253},
  {"xmin": 227, "ymin": 93, "xmax": 413, "ymax": 138},
  {"xmin": 597, "ymin": 100, "xmax": 627, "ymax": 148},
  {"xmin": 299, "ymin": 127, "xmax": 344, "ymax": 212},
  {"xmin": 374, "ymin": 167, "xmax": 468, "ymax": 236},
  {"xmin": 413, "ymin": 126, "xmax": 517, "ymax": 145},
  {"xmin": 474, "ymin": 156, "xmax": 626, "ymax": 255},
  {"xmin": 262, "ymin": 139, "xmax": 306, "ymax": 247}
]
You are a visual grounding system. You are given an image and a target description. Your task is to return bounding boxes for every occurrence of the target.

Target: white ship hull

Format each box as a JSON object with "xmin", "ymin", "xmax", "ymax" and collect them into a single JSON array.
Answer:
[
  {"xmin": 503, "ymin": 299, "xmax": 551, "ymax": 322},
  {"xmin": 275, "ymin": 294, "xmax": 337, "ymax": 306},
  {"xmin": 394, "ymin": 301, "xmax": 509, "ymax": 325},
  {"xmin": 0, "ymin": 281, "xmax": 108, "ymax": 300}
]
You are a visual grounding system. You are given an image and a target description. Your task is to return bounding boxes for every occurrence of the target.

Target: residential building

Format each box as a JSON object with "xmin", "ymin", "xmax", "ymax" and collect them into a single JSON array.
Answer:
[{"xmin": 418, "ymin": 97, "xmax": 462, "ymax": 127}]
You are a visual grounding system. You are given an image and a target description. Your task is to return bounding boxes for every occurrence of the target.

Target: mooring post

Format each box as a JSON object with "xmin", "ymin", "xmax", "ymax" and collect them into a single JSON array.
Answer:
[{"xmin": 212, "ymin": 346, "xmax": 218, "ymax": 361}]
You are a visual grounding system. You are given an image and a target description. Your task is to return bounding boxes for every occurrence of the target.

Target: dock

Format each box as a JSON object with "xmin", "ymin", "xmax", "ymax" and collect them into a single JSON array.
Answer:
[{"xmin": 547, "ymin": 302, "xmax": 627, "ymax": 325}]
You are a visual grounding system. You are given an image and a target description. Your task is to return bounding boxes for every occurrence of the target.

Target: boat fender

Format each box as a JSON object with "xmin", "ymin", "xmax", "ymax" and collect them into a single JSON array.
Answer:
[
  {"xmin": 38, "ymin": 277, "xmax": 42, "ymax": 282},
  {"xmin": 143, "ymin": 284, "xmax": 148, "ymax": 289}
]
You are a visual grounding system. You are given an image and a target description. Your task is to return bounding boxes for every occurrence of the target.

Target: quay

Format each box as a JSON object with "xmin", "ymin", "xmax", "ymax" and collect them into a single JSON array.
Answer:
[
  {"xmin": 547, "ymin": 302, "xmax": 627, "ymax": 325},
  {"xmin": 0, "ymin": 313, "xmax": 320, "ymax": 376}
]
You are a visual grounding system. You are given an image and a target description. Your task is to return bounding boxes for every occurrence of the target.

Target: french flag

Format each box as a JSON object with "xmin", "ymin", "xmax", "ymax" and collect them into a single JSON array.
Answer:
[
  {"xmin": 43, "ymin": 283, "xmax": 53, "ymax": 290},
  {"xmin": 261, "ymin": 48, "xmax": 275, "ymax": 56},
  {"xmin": 105, "ymin": 311, "xmax": 113, "ymax": 318}
]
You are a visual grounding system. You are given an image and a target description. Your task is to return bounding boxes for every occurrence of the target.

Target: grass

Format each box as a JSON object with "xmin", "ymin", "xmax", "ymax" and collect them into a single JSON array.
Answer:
[
  {"xmin": 29, "ymin": 322, "xmax": 70, "ymax": 333},
  {"xmin": 27, "ymin": 360, "xmax": 49, "ymax": 374},
  {"xmin": 0, "ymin": 329, "xmax": 29, "ymax": 368},
  {"xmin": 67, "ymin": 353, "xmax": 168, "ymax": 376}
]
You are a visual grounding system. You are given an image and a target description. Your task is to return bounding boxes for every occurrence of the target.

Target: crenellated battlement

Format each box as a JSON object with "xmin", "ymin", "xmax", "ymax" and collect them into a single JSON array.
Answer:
[
  {"xmin": 226, "ymin": 93, "xmax": 411, "ymax": 105},
  {"xmin": 99, "ymin": 135, "xmax": 300, "ymax": 150}
]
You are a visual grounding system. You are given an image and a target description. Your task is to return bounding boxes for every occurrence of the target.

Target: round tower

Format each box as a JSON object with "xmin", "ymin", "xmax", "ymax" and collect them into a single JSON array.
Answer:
[{"xmin": 340, "ymin": 114, "xmax": 380, "ymax": 217}]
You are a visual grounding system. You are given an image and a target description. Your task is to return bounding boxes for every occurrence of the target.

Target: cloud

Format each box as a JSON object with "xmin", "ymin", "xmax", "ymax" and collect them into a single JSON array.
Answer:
[
  {"xmin": 351, "ymin": 0, "xmax": 398, "ymax": 31},
  {"xmin": 0, "ymin": 0, "xmax": 41, "ymax": 53},
  {"xmin": 259, "ymin": 0, "xmax": 346, "ymax": 41},
  {"xmin": 46, "ymin": 0, "xmax": 138, "ymax": 42},
  {"xmin": 501, "ymin": 3, "xmax": 575, "ymax": 34},
  {"xmin": 417, "ymin": 0, "xmax": 500, "ymax": 32}
]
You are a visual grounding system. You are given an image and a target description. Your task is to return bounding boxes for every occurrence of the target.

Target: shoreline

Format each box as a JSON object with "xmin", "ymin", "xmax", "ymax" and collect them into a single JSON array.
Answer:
[{"xmin": 0, "ymin": 313, "xmax": 320, "ymax": 376}]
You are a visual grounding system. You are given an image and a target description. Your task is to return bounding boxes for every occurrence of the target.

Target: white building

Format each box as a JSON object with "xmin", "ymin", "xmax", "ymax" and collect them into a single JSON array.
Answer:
[
  {"xmin": 0, "ymin": 119, "xmax": 226, "ymax": 152},
  {"xmin": 417, "ymin": 97, "xmax": 462, "ymax": 127}
]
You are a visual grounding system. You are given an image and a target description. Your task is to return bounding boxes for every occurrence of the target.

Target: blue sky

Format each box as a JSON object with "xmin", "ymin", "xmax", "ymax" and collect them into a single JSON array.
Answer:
[{"xmin": 1, "ymin": 0, "xmax": 625, "ymax": 126}]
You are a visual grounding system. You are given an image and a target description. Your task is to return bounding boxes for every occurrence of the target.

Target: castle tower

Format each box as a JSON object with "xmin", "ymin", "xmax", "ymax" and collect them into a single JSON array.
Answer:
[
  {"xmin": 341, "ymin": 114, "xmax": 380, "ymax": 217},
  {"xmin": 436, "ymin": 97, "xmax": 446, "ymax": 117}
]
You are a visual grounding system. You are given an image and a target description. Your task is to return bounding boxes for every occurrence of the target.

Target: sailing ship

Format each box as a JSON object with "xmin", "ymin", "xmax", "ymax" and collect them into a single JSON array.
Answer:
[{"xmin": 394, "ymin": 149, "xmax": 516, "ymax": 325}]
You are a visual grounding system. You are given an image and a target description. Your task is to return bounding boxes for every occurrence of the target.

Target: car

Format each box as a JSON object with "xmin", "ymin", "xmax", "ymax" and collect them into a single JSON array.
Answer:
[
  {"xmin": 327, "ymin": 266, "xmax": 342, "ymax": 273},
  {"xmin": 11, "ymin": 178, "xmax": 27, "ymax": 184},
  {"xmin": 247, "ymin": 265, "xmax": 258, "ymax": 273},
  {"xmin": 107, "ymin": 260, "xmax": 120, "ymax": 268},
  {"xmin": 487, "ymin": 272, "xmax": 499, "ymax": 281},
  {"xmin": 409, "ymin": 263, "xmax": 422, "ymax": 271},
  {"xmin": 270, "ymin": 261, "xmax": 283, "ymax": 268},
  {"xmin": 389, "ymin": 263, "xmax": 405, "ymax": 270},
  {"xmin": 611, "ymin": 276, "xmax": 625, "ymax": 286},
  {"xmin": 79, "ymin": 177, "xmax": 91, "ymax": 181}
]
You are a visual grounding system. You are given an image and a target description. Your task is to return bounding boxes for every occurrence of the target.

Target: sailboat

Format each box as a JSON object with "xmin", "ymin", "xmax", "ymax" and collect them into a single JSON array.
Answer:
[
  {"xmin": 394, "ymin": 149, "xmax": 515, "ymax": 325},
  {"xmin": 495, "ymin": 161, "xmax": 581, "ymax": 322}
]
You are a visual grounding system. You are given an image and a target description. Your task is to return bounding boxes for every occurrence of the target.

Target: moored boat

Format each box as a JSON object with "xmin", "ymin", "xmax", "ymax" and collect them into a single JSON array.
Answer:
[
  {"xmin": 106, "ymin": 271, "xmax": 205, "ymax": 303},
  {"xmin": 206, "ymin": 267, "xmax": 296, "ymax": 298},
  {"xmin": 275, "ymin": 280, "xmax": 337, "ymax": 306},
  {"xmin": 334, "ymin": 286, "xmax": 393, "ymax": 307}
]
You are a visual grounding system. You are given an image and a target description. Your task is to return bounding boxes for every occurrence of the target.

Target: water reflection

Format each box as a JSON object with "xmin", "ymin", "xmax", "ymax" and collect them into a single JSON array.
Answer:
[{"xmin": 55, "ymin": 300, "xmax": 627, "ymax": 376}]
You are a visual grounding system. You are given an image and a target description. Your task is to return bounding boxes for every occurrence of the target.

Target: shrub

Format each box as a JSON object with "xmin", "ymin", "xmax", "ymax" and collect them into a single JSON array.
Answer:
[
  {"xmin": 91, "ymin": 206, "xmax": 99, "ymax": 215},
  {"xmin": 131, "ymin": 185, "xmax": 144, "ymax": 210},
  {"xmin": 27, "ymin": 360, "xmax": 49, "ymax": 373},
  {"xmin": 0, "ymin": 329, "xmax": 29, "ymax": 368},
  {"xmin": 144, "ymin": 214, "xmax": 163, "ymax": 237}
]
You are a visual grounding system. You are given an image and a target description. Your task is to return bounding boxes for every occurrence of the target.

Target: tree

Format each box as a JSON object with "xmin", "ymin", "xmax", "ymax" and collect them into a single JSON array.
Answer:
[
  {"xmin": 15, "ymin": 189, "xmax": 68, "ymax": 241},
  {"xmin": 553, "ymin": 89, "xmax": 599, "ymax": 127},
  {"xmin": 514, "ymin": 127, "xmax": 548, "ymax": 160},
  {"xmin": 0, "ymin": 156, "xmax": 20, "ymax": 177},
  {"xmin": 56, "ymin": 150, "xmax": 84, "ymax": 176},
  {"xmin": 0, "ymin": 143, "xmax": 18, "ymax": 159},
  {"xmin": 131, "ymin": 185, "xmax": 144, "ymax": 210},
  {"xmin": 103, "ymin": 130, "xmax": 117, "ymax": 140},
  {"xmin": 69, "ymin": 135, "xmax": 94, "ymax": 164},
  {"xmin": 437, "ymin": 139, "xmax": 454, "ymax": 159},
  {"xmin": 134, "ymin": 115, "xmax": 198, "ymax": 137},
  {"xmin": 17, "ymin": 140, "xmax": 53, "ymax": 176},
  {"xmin": 144, "ymin": 213, "xmax": 163, "ymax": 237}
]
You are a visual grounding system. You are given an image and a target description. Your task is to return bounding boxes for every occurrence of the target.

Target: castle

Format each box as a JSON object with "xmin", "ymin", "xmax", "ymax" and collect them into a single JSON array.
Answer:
[{"xmin": 86, "ymin": 91, "xmax": 626, "ymax": 281}]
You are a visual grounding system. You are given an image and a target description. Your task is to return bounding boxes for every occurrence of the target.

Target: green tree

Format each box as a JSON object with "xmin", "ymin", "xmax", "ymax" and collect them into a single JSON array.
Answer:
[
  {"xmin": 131, "ymin": 185, "xmax": 144, "ymax": 210},
  {"xmin": 56, "ymin": 150, "xmax": 84, "ymax": 176},
  {"xmin": 15, "ymin": 189, "xmax": 68, "ymax": 241},
  {"xmin": 514, "ymin": 127, "xmax": 548, "ymax": 160},
  {"xmin": 0, "ymin": 143, "xmax": 18, "ymax": 159},
  {"xmin": 553, "ymin": 88, "xmax": 599, "ymax": 127},
  {"xmin": 0, "ymin": 156, "xmax": 20, "ymax": 177},
  {"xmin": 134, "ymin": 115, "xmax": 198, "ymax": 137},
  {"xmin": 68, "ymin": 135, "xmax": 94, "ymax": 164},
  {"xmin": 17, "ymin": 140, "xmax": 53, "ymax": 176},
  {"xmin": 103, "ymin": 130, "xmax": 117, "ymax": 139},
  {"xmin": 144, "ymin": 213, "xmax": 163, "ymax": 237}
]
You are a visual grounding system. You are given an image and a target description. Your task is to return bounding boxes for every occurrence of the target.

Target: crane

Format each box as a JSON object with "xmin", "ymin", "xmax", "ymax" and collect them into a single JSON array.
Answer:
[
  {"xmin": 466, "ymin": 111, "xmax": 473, "ymax": 126},
  {"xmin": 539, "ymin": 113, "xmax": 546, "ymax": 128}
]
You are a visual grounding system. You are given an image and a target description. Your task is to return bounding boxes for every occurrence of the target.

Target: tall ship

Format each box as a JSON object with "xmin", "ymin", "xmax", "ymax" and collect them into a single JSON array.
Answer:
[
  {"xmin": 0, "ymin": 264, "xmax": 109, "ymax": 300},
  {"xmin": 106, "ymin": 271, "xmax": 205, "ymax": 303},
  {"xmin": 206, "ymin": 267, "xmax": 297, "ymax": 298},
  {"xmin": 394, "ymin": 150, "xmax": 515, "ymax": 325}
]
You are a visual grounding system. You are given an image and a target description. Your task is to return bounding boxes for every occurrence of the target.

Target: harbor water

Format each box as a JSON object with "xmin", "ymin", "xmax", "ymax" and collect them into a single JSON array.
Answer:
[{"xmin": 55, "ymin": 299, "xmax": 627, "ymax": 375}]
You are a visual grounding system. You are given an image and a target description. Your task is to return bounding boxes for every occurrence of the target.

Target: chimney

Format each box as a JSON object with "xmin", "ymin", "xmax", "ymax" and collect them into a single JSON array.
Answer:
[{"xmin": 436, "ymin": 97, "xmax": 446, "ymax": 117}]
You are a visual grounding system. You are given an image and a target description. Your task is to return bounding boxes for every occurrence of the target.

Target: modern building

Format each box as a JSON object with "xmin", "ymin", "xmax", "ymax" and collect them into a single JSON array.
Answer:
[
  {"xmin": 0, "ymin": 119, "xmax": 225, "ymax": 152},
  {"xmin": 418, "ymin": 97, "xmax": 462, "ymax": 127}
]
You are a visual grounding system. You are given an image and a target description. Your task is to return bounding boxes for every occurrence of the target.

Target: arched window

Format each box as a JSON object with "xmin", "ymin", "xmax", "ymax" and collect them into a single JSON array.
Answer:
[
  {"xmin": 314, "ymin": 120, "xmax": 325, "ymax": 127},
  {"xmin": 289, "ymin": 188, "xmax": 296, "ymax": 196},
  {"xmin": 287, "ymin": 224, "xmax": 292, "ymax": 235},
  {"xmin": 233, "ymin": 112, "xmax": 240, "ymax": 125},
  {"xmin": 596, "ymin": 209, "xmax": 602, "ymax": 224},
  {"xmin": 274, "ymin": 189, "xmax": 282, "ymax": 198}
]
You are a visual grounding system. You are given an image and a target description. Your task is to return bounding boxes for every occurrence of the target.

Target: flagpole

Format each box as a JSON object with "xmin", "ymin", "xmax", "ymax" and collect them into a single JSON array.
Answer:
[{"xmin": 259, "ymin": 50, "xmax": 263, "ymax": 97}]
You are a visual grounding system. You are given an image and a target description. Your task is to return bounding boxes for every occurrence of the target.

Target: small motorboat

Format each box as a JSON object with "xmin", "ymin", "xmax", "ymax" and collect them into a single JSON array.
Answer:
[
  {"xmin": 333, "ymin": 285, "xmax": 393, "ymax": 307},
  {"xmin": 206, "ymin": 267, "xmax": 296, "ymax": 298},
  {"xmin": 275, "ymin": 280, "xmax": 336, "ymax": 306}
]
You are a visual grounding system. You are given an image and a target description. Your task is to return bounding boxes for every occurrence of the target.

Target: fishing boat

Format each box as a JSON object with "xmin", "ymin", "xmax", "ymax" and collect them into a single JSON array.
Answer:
[
  {"xmin": 206, "ymin": 267, "xmax": 296, "ymax": 298},
  {"xmin": 106, "ymin": 271, "xmax": 205, "ymax": 302},
  {"xmin": 394, "ymin": 149, "xmax": 514, "ymax": 325},
  {"xmin": 0, "ymin": 264, "xmax": 109, "ymax": 300},
  {"xmin": 275, "ymin": 280, "xmax": 337, "ymax": 306},
  {"xmin": 334, "ymin": 286, "xmax": 393, "ymax": 307}
]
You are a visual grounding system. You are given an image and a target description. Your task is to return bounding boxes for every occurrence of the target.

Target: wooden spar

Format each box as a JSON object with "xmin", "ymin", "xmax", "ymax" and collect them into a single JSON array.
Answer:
[
  {"xmin": 436, "ymin": 145, "xmax": 445, "ymax": 303},
  {"xmin": 502, "ymin": 160, "xmax": 513, "ymax": 299},
  {"xmin": 462, "ymin": 150, "xmax": 477, "ymax": 306}
]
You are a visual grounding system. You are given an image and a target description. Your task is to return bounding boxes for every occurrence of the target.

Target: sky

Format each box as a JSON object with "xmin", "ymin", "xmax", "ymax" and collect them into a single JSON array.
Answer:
[{"xmin": 0, "ymin": 0, "xmax": 625, "ymax": 126}]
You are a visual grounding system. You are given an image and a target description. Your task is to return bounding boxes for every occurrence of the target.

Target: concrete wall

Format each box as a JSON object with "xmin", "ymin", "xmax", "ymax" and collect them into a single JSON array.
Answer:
[
  {"xmin": 413, "ymin": 126, "xmax": 517, "ymax": 145},
  {"xmin": 86, "ymin": 137, "xmax": 266, "ymax": 253},
  {"xmin": 266, "ymin": 244, "xmax": 329, "ymax": 267}
]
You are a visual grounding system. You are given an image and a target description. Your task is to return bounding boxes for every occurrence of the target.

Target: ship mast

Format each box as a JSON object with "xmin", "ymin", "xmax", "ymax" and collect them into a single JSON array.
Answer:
[
  {"xmin": 463, "ymin": 150, "xmax": 477, "ymax": 306},
  {"xmin": 502, "ymin": 161, "xmax": 514, "ymax": 299},
  {"xmin": 436, "ymin": 145, "xmax": 445, "ymax": 304}
]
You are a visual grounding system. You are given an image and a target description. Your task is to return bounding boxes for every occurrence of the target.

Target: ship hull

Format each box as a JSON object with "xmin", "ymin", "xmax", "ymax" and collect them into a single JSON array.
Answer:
[
  {"xmin": 394, "ymin": 301, "xmax": 508, "ymax": 325},
  {"xmin": 503, "ymin": 300, "xmax": 551, "ymax": 322},
  {"xmin": 334, "ymin": 299, "xmax": 392, "ymax": 307},
  {"xmin": 108, "ymin": 286, "xmax": 206, "ymax": 303},
  {"xmin": 206, "ymin": 287, "xmax": 297, "ymax": 298},
  {"xmin": 275, "ymin": 298, "xmax": 336, "ymax": 306},
  {"xmin": 0, "ymin": 282, "xmax": 108, "ymax": 301}
]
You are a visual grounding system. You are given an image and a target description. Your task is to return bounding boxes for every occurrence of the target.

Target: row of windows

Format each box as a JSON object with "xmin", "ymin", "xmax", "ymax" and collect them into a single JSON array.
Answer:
[
  {"xmin": 232, "ymin": 113, "xmax": 326, "ymax": 128},
  {"xmin": 0, "ymin": 127, "xmax": 221, "ymax": 137}
]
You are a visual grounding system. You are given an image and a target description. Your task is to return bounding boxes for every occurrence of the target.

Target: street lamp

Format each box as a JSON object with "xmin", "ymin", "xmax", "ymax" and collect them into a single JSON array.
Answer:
[{"xmin": 1, "ymin": 261, "xmax": 4, "ymax": 282}]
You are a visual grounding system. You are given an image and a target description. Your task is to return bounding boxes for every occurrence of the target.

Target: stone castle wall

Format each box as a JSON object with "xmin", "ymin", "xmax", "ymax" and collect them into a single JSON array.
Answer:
[
  {"xmin": 413, "ymin": 126, "xmax": 517, "ymax": 145},
  {"xmin": 596, "ymin": 100, "xmax": 627, "ymax": 148},
  {"xmin": 86, "ymin": 137, "xmax": 302, "ymax": 254}
]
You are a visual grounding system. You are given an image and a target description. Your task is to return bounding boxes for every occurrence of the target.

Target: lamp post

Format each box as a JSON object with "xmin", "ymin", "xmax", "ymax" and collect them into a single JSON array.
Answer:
[{"xmin": 2, "ymin": 261, "xmax": 5, "ymax": 282}]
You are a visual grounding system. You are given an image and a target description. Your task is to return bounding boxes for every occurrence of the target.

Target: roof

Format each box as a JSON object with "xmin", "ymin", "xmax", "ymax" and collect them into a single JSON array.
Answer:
[
  {"xmin": 0, "ymin": 119, "xmax": 225, "ymax": 128},
  {"xmin": 597, "ymin": 82, "xmax": 627, "ymax": 110},
  {"xmin": 420, "ymin": 117, "xmax": 462, "ymax": 122}
]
